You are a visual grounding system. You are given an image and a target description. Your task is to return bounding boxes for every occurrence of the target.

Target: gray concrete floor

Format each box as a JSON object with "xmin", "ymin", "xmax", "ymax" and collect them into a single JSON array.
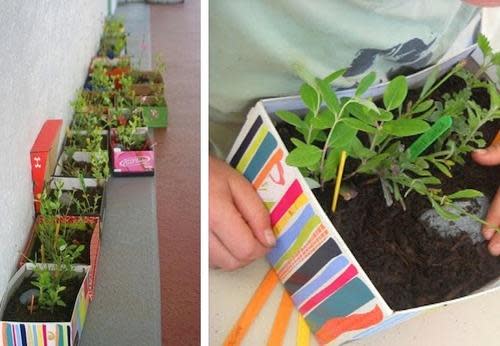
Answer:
[{"xmin": 80, "ymin": 4, "xmax": 161, "ymax": 346}]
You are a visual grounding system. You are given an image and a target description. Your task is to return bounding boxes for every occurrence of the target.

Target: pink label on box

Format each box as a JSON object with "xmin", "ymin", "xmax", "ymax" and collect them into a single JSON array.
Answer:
[{"xmin": 113, "ymin": 151, "xmax": 155, "ymax": 172}]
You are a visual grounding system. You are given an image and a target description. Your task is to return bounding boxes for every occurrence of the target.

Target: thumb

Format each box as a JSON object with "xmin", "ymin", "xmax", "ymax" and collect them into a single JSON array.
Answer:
[{"xmin": 472, "ymin": 143, "xmax": 500, "ymax": 166}]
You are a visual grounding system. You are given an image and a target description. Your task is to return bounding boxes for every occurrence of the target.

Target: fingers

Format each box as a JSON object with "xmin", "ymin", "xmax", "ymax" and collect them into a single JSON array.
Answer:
[
  {"xmin": 228, "ymin": 173, "xmax": 275, "ymax": 248},
  {"xmin": 209, "ymin": 232, "xmax": 242, "ymax": 271},
  {"xmin": 483, "ymin": 188, "xmax": 500, "ymax": 256},
  {"xmin": 472, "ymin": 143, "xmax": 500, "ymax": 166}
]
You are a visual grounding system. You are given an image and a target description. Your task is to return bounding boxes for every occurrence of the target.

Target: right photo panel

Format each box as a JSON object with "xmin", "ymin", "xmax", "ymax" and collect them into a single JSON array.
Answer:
[{"xmin": 209, "ymin": 1, "xmax": 500, "ymax": 345}]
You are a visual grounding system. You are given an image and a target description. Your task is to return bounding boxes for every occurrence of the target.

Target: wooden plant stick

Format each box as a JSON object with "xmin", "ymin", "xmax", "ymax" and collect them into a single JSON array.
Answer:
[
  {"xmin": 29, "ymin": 294, "xmax": 35, "ymax": 314},
  {"xmin": 267, "ymin": 291, "xmax": 294, "ymax": 346},
  {"xmin": 492, "ymin": 130, "xmax": 500, "ymax": 145},
  {"xmin": 224, "ymin": 270, "xmax": 279, "ymax": 346},
  {"xmin": 331, "ymin": 150, "xmax": 347, "ymax": 212},
  {"xmin": 296, "ymin": 313, "xmax": 310, "ymax": 346}
]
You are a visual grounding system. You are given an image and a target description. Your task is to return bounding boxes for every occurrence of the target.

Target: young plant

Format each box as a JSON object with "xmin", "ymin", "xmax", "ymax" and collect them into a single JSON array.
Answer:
[
  {"xmin": 72, "ymin": 174, "xmax": 102, "ymax": 215},
  {"xmin": 277, "ymin": 52, "xmax": 500, "ymax": 228},
  {"xmin": 115, "ymin": 114, "xmax": 147, "ymax": 150},
  {"xmin": 90, "ymin": 62, "xmax": 115, "ymax": 92}
]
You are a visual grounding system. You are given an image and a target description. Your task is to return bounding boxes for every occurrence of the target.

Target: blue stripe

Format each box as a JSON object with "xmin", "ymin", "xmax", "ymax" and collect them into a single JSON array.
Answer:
[
  {"xmin": 243, "ymin": 133, "xmax": 277, "ymax": 181},
  {"xmin": 292, "ymin": 255, "xmax": 349, "ymax": 306},
  {"xmin": 32, "ymin": 325, "xmax": 38, "ymax": 346},
  {"xmin": 19, "ymin": 325, "xmax": 26, "ymax": 346},
  {"xmin": 266, "ymin": 205, "xmax": 314, "ymax": 265},
  {"xmin": 6, "ymin": 324, "xmax": 13, "ymax": 346},
  {"xmin": 352, "ymin": 311, "xmax": 418, "ymax": 340},
  {"xmin": 306, "ymin": 278, "xmax": 375, "ymax": 332}
]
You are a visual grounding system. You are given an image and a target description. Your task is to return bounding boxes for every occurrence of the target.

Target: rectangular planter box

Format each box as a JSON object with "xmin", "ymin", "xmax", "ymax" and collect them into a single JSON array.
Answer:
[
  {"xmin": 0, "ymin": 264, "xmax": 91, "ymax": 346},
  {"xmin": 31, "ymin": 120, "xmax": 63, "ymax": 213},
  {"xmin": 130, "ymin": 71, "xmax": 164, "ymax": 96},
  {"xmin": 110, "ymin": 127, "xmax": 155, "ymax": 176},
  {"xmin": 226, "ymin": 44, "xmax": 500, "ymax": 345},
  {"xmin": 48, "ymin": 177, "xmax": 107, "ymax": 223},
  {"xmin": 18, "ymin": 216, "xmax": 101, "ymax": 301}
]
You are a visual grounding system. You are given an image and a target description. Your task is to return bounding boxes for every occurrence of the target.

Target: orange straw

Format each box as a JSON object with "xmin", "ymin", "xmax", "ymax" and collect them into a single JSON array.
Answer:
[
  {"xmin": 224, "ymin": 269, "xmax": 279, "ymax": 346},
  {"xmin": 267, "ymin": 291, "xmax": 294, "ymax": 346},
  {"xmin": 492, "ymin": 130, "xmax": 500, "ymax": 145}
]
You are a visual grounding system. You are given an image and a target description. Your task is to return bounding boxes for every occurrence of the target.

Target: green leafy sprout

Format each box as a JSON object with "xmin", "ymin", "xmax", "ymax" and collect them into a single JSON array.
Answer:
[{"xmin": 277, "ymin": 34, "xmax": 500, "ymax": 229}]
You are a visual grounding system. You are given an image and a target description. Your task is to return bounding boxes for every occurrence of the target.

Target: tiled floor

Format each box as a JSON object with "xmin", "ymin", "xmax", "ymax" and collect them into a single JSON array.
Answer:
[{"xmin": 150, "ymin": 1, "xmax": 200, "ymax": 345}]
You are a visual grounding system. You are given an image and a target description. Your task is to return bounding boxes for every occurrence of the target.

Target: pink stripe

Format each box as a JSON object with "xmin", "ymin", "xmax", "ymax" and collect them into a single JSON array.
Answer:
[
  {"xmin": 270, "ymin": 180, "xmax": 302, "ymax": 226},
  {"xmin": 43, "ymin": 325, "xmax": 47, "ymax": 346},
  {"xmin": 299, "ymin": 265, "xmax": 358, "ymax": 315},
  {"xmin": 12, "ymin": 325, "xmax": 16, "ymax": 346}
]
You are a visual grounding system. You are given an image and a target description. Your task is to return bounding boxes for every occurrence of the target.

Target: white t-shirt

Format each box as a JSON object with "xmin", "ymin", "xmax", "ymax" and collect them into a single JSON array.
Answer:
[{"xmin": 210, "ymin": 0, "xmax": 481, "ymax": 156}]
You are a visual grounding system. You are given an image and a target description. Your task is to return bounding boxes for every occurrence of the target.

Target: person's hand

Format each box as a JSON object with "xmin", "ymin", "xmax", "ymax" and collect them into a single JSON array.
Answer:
[
  {"xmin": 472, "ymin": 141, "xmax": 500, "ymax": 255},
  {"xmin": 463, "ymin": 0, "xmax": 500, "ymax": 7},
  {"xmin": 209, "ymin": 156, "xmax": 275, "ymax": 270}
]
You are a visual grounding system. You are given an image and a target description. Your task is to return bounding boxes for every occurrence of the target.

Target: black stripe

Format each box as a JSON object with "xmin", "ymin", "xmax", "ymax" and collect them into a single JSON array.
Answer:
[
  {"xmin": 229, "ymin": 116, "xmax": 263, "ymax": 168},
  {"xmin": 284, "ymin": 238, "xmax": 341, "ymax": 295}
]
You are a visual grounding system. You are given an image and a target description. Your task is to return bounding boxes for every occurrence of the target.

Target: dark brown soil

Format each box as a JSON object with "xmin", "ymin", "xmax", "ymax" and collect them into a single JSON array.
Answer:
[
  {"xmin": 64, "ymin": 135, "xmax": 107, "ymax": 150},
  {"xmin": 61, "ymin": 159, "xmax": 93, "ymax": 177},
  {"xmin": 276, "ymin": 73, "xmax": 500, "ymax": 310},
  {"xmin": 30, "ymin": 222, "xmax": 94, "ymax": 265},
  {"xmin": 2, "ymin": 273, "xmax": 84, "ymax": 322}
]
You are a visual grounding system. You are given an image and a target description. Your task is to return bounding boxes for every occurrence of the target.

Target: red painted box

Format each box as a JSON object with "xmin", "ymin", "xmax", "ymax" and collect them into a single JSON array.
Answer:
[{"xmin": 30, "ymin": 119, "xmax": 63, "ymax": 212}]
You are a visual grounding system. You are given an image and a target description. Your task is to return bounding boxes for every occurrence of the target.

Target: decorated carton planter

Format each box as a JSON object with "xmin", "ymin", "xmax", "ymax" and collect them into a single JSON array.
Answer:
[
  {"xmin": 98, "ymin": 17, "xmax": 127, "ymax": 59},
  {"xmin": 0, "ymin": 264, "xmax": 91, "ymax": 346},
  {"xmin": 18, "ymin": 216, "xmax": 101, "ymax": 300},
  {"xmin": 47, "ymin": 178, "xmax": 107, "ymax": 222},
  {"xmin": 130, "ymin": 71, "xmax": 164, "ymax": 96},
  {"xmin": 31, "ymin": 120, "xmax": 63, "ymax": 213},
  {"xmin": 110, "ymin": 126, "xmax": 155, "ymax": 177},
  {"xmin": 54, "ymin": 129, "xmax": 110, "ymax": 188},
  {"xmin": 226, "ymin": 44, "xmax": 500, "ymax": 345},
  {"xmin": 136, "ymin": 95, "xmax": 168, "ymax": 128}
]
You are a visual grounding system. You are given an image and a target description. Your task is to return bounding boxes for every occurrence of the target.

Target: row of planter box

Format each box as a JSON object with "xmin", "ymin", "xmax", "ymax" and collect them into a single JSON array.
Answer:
[{"xmin": 0, "ymin": 16, "xmax": 165, "ymax": 346}]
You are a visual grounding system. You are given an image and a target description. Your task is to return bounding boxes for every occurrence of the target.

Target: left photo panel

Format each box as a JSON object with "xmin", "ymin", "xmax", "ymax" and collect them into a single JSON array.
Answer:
[{"xmin": 0, "ymin": 1, "xmax": 200, "ymax": 345}]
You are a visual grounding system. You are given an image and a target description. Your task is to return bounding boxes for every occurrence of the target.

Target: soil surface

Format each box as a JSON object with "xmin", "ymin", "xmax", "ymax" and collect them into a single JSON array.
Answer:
[
  {"xmin": 62, "ymin": 187, "xmax": 104, "ymax": 217},
  {"xmin": 276, "ymin": 75, "xmax": 500, "ymax": 310},
  {"xmin": 2, "ymin": 273, "xmax": 84, "ymax": 322}
]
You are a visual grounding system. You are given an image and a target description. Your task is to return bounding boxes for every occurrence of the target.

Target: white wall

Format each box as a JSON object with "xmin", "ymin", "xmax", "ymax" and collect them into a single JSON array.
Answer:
[{"xmin": 0, "ymin": 1, "xmax": 107, "ymax": 298}]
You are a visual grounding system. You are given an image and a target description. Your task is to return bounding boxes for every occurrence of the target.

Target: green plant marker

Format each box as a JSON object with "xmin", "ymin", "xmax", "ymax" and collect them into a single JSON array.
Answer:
[{"xmin": 407, "ymin": 116, "xmax": 453, "ymax": 161}]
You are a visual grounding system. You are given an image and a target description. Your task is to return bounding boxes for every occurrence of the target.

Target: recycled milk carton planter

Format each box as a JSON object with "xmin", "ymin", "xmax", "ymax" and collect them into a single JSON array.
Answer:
[
  {"xmin": 18, "ymin": 216, "xmax": 101, "ymax": 301},
  {"xmin": 0, "ymin": 264, "xmax": 91, "ymax": 346},
  {"xmin": 110, "ymin": 127, "xmax": 155, "ymax": 176},
  {"xmin": 226, "ymin": 45, "xmax": 500, "ymax": 345},
  {"xmin": 48, "ymin": 177, "xmax": 107, "ymax": 223}
]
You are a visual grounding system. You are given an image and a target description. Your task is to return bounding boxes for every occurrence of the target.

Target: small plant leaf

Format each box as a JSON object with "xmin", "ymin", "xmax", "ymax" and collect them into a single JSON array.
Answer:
[
  {"xmin": 357, "ymin": 153, "xmax": 389, "ymax": 174},
  {"xmin": 290, "ymin": 138, "xmax": 306, "ymax": 148},
  {"xmin": 376, "ymin": 110, "xmax": 394, "ymax": 121},
  {"xmin": 430, "ymin": 199, "xmax": 461, "ymax": 221},
  {"xmin": 382, "ymin": 119, "xmax": 430, "ymax": 136},
  {"xmin": 322, "ymin": 148, "xmax": 341, "ymax": 182},
  {"xmin": 300, "ymin": 83, "xmax": 319, "ymax": 112},
  {"xmin": 355, "ymin": 71, "xmax": 376, "ymax": 96},
  {"xmin": 349, "ymin": 137, "xmax": 375, "ymax": 159},
  {"xmin": 323, "ymin": 68, "xmax": 347, "ymax": 84},
  {"xmin": 346, "ymin": 102, "xmax": 374, "ymax": 124},
  {"xmin": 477, "ymin": 33, "xmax": 492, "ymax": 57},
  {"xmin": 420, "ymin": 68, "xmax": 438, "ymax": 99},
  {"xmin": 448, "ymin": 189, "xmax": 484, "ymax": 200},
  {"xmin": 383, "ymin": 76, "xmax": 408, "ymax": 111},
  {"xmin": 491, "ymin": 52, "xmax": 500, "ymax": 65},
  {"xmin": 328, "ymin": 123, "xmax": 358, "ymax": 148},
  {"xmin": 317, "ymin": 78, "xmax": 340, "ymax": 114},
  {"xmin": 432, "ymin": 160, "xmax": 452, "ymax": 178},
  {"xmin": 311, "ymin": 109, "xmax": 335, "ymax": 129},
  {"xmin": 354, "ymin": 98, "xmax": 380, "ymax": 115},
  {"xmin": 343, "ymin": 117, "xmax": 377, "ymax": 133},
  {"xmin": 286, "ymin": 145, "xmax": 322, "ymax": 167},
  {"xmin": 275, "ymin": 110, "xmax": 304, "ymax": 128},
  {"xmin": 413, "ymin": 100, "xmax": 434, "ymax": 114}
]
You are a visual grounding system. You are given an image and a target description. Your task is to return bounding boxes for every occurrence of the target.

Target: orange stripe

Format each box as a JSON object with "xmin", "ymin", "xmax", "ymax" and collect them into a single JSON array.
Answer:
[
  {"xmin": 315, "ymin": 305, "xmax": 384, "ymax": 345},
  {"xmin": 267, "ymin": 292, "xmax": 294, "ymax": 346},
  {"xmin": 224, "ymin": 270, "xmax": 279, "ymax": 346},
  {"xmin": 253, "ymin": 149, "xmax": 284, "ymax": 189}
]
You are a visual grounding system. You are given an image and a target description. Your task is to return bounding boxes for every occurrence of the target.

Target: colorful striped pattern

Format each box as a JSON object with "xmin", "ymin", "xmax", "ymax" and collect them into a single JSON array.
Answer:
[
  {"xmin": 1, "ymin": 267, "xmax": 91, "ymax": 346},
  {"xmin": 228, "ymin": 113, "xmax": 386, "ymax": 345}
]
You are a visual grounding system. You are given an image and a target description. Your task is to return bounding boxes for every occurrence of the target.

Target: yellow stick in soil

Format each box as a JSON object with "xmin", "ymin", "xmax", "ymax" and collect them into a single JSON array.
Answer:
[
  {"xmin": 331, "ymin": 150, "xmax": 347, "ymax": 213},
  {"xmin": 296, "ymin": 313, "xmax": 310, "ymax": 346}
]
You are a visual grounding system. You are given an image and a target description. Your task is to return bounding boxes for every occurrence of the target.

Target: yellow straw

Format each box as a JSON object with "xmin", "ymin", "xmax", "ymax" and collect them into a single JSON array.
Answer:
[
  {"xmin": 296, "ymin": 314, "xmax": 310, "ymax": 346},
  {"xmin": 331, "ymin": 150, "xmax": 347, "ymax": 212}
]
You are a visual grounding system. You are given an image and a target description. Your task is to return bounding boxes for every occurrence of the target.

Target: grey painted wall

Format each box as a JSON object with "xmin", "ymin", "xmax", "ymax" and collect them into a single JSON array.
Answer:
[{"xmin": 0, "ymin": 1, "xmax": 107, "ymax": 298}]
